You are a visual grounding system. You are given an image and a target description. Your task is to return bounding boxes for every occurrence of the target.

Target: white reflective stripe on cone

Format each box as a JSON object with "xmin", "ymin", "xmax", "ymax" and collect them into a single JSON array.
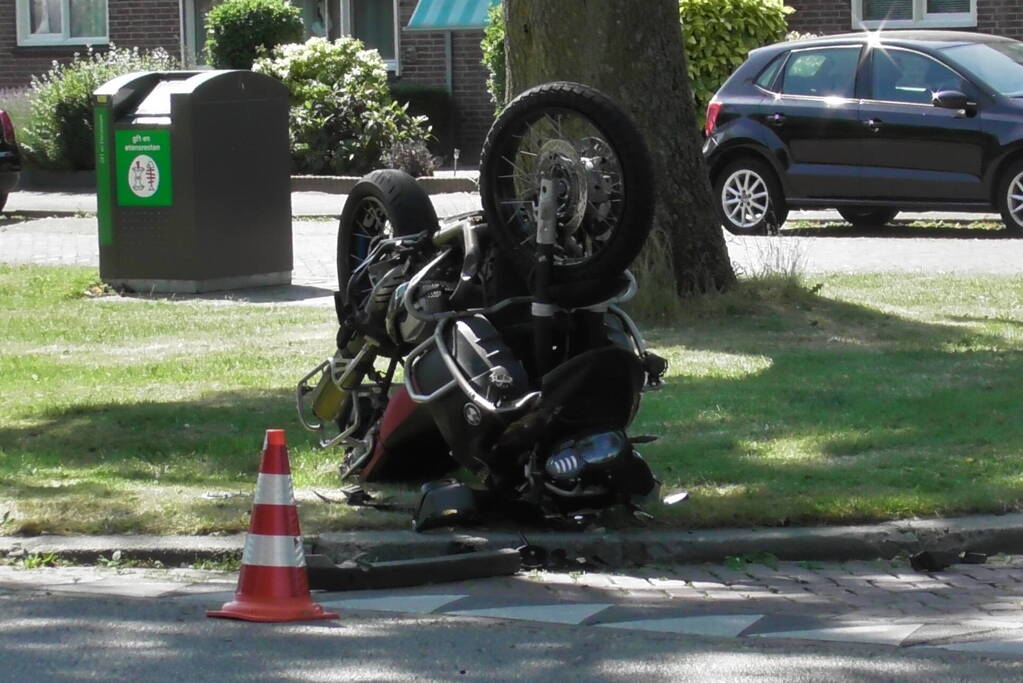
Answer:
[
  {"xmin": 241, "ymin": 534, "xmax": 307, "ymax": 567},
  {"xmin": 253, "ymin": 473, "xmax": 296, "ymax": 506}
]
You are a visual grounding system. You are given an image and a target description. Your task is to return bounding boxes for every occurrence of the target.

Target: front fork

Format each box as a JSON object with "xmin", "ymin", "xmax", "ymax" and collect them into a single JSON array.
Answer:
[{"xmin": 532, "ymin": 176, "xmax": 558, "ymax": 376}]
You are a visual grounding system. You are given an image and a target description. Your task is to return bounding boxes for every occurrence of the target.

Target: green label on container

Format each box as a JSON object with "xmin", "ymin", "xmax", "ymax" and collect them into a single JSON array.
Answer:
[
  {"xmin": 94, "ymin": 106, "xmax": 113, "ymax": 245},
  {"xmin": 115, "ymin": 129, "xmax": 172, "ymax": 206}
]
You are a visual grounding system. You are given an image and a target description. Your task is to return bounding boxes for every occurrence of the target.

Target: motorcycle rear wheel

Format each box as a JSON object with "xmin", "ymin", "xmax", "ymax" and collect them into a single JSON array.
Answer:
[
  {"xmin": 337, "ymin": 169, "xmax": 438, "ymax": 299},
  {"xmin": 479, "ymin": 82, "xmax": 655, "ymax": 285}
]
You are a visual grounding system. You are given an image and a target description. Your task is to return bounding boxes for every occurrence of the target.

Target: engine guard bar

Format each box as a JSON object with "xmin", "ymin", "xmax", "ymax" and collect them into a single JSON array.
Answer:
[
  {"xmin": 403, "ymin": 337, "xmax": 459, "ymax": 404},
  {"xmin": 402, "ymin": 298, "xmax": 647, "ymax": 413},
  {"xmin": 403, "ymin": 323, "xmax": 542, "ymax": 414}
]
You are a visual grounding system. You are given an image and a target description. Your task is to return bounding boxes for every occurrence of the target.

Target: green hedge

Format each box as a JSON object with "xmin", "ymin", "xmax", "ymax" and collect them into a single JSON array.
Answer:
[
  {"xmin": 680, "ymin": 0, "xmax": 791, "ymax": 120},
  {"xmin": 204, "ymin": 0, "xmax": 303, "ymax": 69},
  {"xmin": 479, "ymin": 2, "xmax": 505, "ymax": 114}
]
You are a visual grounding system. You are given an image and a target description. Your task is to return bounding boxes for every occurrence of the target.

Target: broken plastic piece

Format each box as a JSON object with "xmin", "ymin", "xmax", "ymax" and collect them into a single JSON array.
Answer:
[{"xmin": 663, "ymin": 490, "xmax": 690, "ymax": 505}]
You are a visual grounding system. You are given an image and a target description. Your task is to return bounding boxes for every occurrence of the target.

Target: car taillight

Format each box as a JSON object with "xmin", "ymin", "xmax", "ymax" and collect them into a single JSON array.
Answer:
[
  {"xmin": 0, "ymin": 111, "xmax": 14, "ymax": 145},
  {"xmin": 704, "ymin": 101, "xmax": 722, "ymax": 137}
]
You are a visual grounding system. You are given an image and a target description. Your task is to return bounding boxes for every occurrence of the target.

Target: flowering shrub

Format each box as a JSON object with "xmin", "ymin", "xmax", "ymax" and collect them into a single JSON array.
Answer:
[
  {"xmin": 253, "ymin": 38, "xmax": 431, "ymax": 175},
  {"xmin": 23, "ymin": 45, "xmax": 178, "ymax": 170}
]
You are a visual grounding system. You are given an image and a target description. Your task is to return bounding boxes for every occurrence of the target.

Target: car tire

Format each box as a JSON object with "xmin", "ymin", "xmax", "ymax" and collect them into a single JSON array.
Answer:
[
  {"xmin": 714, "ymin": 159, "xmax": 788, "ymax": 235},
  {"xmin": 997, "ymin": 161, "xmax": 1023, "ymax": 235},
  {"xmin": 837, "ymin": 208, "xmax": 899, "ymax": 227},
  {"xmin": 0, "ymin": 192, "xmax": 7, "ymax": 213}
]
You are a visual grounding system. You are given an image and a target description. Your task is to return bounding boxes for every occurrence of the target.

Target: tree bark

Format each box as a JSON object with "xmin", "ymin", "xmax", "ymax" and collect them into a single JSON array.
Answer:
[{"xmin": 504, "ymin": 0, "xmax": 735, "ymax": 294}]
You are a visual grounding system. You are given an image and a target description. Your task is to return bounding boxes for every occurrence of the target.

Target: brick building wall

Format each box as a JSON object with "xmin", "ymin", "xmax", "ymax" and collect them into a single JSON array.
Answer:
[
  {"xmin": 976, "ymin": 0, "xmax": 1023, "ymax": 39},
  {"xmin": 786, "ymin": 0, "xmax": 1023, "ymax": 40},
  {"xmin": 786, "ymin": 0, "xmax": 852, "ymax": 35},
  {"xmin": 0, "ymin": 0, "xmax": 180, "ymax": 91},
  {"xmin": 396, "ymin": 0, "xmax": 491, "ymax": 164}
]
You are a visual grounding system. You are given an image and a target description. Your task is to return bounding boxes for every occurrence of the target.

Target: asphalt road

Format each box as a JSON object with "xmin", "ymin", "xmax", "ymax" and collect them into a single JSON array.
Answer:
[{"xmin": 4, "ymin": 587, "xmax": 1023, "ymax": 682}]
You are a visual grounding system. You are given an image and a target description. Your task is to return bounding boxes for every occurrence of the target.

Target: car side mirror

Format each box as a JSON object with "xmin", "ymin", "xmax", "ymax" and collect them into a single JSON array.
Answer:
[{"xmin": 932, "ymin": 90, "xmax": 970, "ymax": 110}]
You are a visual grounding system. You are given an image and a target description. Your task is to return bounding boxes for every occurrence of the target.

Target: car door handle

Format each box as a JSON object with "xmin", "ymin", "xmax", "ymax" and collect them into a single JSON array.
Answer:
[
  {"xmin": 768, "ymin": 113, "xmax": 785, "ymax": 126},
  {"xmin": 864, "ymin": 118, "xmax": 883, "ymax": 132}
]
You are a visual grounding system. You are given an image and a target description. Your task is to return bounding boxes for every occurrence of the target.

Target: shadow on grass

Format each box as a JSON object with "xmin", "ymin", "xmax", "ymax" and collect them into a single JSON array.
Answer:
[
  {"xmin": 639, "ymin": 288, "xmax": 1023, "ymax": 527},
  {"xmin": 119, "ymin": 284, "xmax": 336, "ymax": 306},
  {"xmin": 780, "ymin": 221, "xmax": 1014, "ymax": 239},
  {"xmin": 0, "ymin": 388, "xmax": 343, "ymax": 533},
  {"xmin": 0, "ymin": 388, "xmax": 316, "ymax": 485}
]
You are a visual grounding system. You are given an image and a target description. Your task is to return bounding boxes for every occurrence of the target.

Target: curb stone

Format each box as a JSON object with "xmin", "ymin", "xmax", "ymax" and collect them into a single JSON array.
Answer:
[
  {"xmin": 0, "ymin": 534, "xmax": 247, "ymax": 565},
  {"xmin": 4, "ymin": 513, "xmax": 1023, "ymax": 569}
]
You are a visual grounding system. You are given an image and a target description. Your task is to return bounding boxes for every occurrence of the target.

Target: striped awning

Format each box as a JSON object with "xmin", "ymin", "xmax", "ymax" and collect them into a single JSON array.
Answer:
[{"xmin": 406, "ymin": 0, "xmax": 499, "ymax": 31}]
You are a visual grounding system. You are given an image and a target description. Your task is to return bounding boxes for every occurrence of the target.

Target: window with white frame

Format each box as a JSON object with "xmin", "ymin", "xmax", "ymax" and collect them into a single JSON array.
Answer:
[
  {"xmin": 339, "ymin": 0, "xmax": 400, "ymax": 72},
  {"xmin": 853, "ymin": 0, "xmax": 976, "ymax": 29},
  {"xmin": 16, "ymin": 0, "xmax": 109, "ymax": 46}
]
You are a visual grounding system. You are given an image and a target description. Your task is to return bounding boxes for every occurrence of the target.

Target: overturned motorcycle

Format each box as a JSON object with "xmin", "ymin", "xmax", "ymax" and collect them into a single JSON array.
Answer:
[{"xmin": 297, "ymin": 82, "xmax": 673, "ymax": 529}]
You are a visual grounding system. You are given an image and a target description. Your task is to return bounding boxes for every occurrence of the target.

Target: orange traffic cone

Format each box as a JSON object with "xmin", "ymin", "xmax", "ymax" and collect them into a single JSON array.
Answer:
[{"xmin": 208, "ymin": 429, "xmax": 338, "ymax": 622}]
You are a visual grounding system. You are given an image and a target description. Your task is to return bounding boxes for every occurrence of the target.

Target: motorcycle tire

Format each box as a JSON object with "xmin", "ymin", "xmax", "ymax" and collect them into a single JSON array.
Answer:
[
  {"xmin": 337, "ymin": 169, "xmax": 439, "ymax": 297},
  {"xmin": 480, "ymin": 81, "xmax": 655, "ymax": 285}
]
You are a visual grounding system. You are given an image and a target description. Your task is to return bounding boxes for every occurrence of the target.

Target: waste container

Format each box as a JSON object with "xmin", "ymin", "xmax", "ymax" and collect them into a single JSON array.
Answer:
[{"xmin": 93, "ymin": 70, "xmax": 292, "ymax": 293}]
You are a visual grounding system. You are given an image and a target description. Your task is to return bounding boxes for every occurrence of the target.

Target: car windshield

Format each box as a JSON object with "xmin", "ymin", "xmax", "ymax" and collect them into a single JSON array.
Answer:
[{"xmin": 940, "ymin": 41, "xmax": 1023, "ymax": 97}]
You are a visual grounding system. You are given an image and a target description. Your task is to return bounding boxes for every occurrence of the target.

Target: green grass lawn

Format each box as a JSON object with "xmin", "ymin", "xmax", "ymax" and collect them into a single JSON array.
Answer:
[{"xmin": 1, "ymin": 264, "xmax": 1021, "ymax": 535}]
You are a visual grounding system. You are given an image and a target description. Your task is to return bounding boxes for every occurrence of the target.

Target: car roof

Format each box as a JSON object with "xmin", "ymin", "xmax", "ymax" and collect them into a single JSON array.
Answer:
[{"xmin": 750, "ymin": 30, "xmax": 1014, "ymax": 59}]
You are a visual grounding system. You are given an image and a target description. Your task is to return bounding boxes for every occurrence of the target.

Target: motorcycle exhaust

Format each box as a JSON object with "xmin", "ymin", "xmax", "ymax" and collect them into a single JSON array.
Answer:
[{"xmin": 296, "ymin": 338, "xmax": 379, "ymax": 432}]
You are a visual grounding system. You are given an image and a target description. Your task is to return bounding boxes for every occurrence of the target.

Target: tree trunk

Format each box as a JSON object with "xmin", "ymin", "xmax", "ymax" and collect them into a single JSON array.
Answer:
[{"xmin": 504, "ymin": 0, "xmax": 735, "ymax": 294}]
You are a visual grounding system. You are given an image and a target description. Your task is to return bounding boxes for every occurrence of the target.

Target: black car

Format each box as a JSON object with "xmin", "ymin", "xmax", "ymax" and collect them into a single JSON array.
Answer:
[
  {"xmin": 0, "ymin": 109, "xmax": 20, "ymax": 213},
  {"xmin": 703, "ymin": 31, "xmax": 1023, "ymax": 235}
]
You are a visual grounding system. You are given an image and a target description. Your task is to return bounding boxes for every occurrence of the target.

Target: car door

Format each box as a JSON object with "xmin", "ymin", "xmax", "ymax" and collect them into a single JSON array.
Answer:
[
  {"xmin": 856, "ymin": 47, "xmax": 987, "ymax": 202},
  {"xmin": 765, "ymin": 45, "xmax": 864, "ymax": 199}
]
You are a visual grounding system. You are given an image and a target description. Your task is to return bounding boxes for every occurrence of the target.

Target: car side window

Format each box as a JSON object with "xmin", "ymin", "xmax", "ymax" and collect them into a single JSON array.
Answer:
[
  {"xmin": 755, "ymin": 55, "xmax": 784, "ymax": 91},
  {"xmin": 871, "ymin": 49, "xmax": 966, "ymax": 105},
  {"xmin": 780, "ymin": 47, "xmax": 861, "ymax": 99}
]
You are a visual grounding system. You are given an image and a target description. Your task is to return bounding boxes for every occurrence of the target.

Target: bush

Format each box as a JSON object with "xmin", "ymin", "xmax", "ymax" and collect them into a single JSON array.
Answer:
[
  {"xmin": 204, "ymin": 0, "xmax": 303, "ymax": 69},
  {"xmin": 253, "ymin": 38, "xmax": 431, "ymax": 175},
  {"xmin": 381, "ymin": 140, "xmax": 436, "ymax": 177},
  {"xmin": 480, "ymin": 1, "xmax": 790, "ymax": 123},
  {"xmin": 680, "ymin": 0, "xmax": 791, "ymax": 120},
  {"xmin": 22, "ymin": 46, "xmax": 178, "ymax": 170},
  {"xmin": 480, "ymin": 2, "xmax": 505, "ymax": 113}
]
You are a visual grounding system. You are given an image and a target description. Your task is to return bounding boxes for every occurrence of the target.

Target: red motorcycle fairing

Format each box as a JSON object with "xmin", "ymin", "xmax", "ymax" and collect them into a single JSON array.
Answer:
[{"xmin": 359, "ymin": 387, "xmax": 456, "ymax": 482}]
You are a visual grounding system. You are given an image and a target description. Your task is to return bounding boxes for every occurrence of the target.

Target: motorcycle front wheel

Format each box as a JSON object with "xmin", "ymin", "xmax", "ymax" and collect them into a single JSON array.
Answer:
[
  {"xmin": 479, "ymin": 82, "xmax": 655, "ymax": 285},
  {"xmin": 337, "ymin": 169, "xmax": 439, "ymax": 300}
]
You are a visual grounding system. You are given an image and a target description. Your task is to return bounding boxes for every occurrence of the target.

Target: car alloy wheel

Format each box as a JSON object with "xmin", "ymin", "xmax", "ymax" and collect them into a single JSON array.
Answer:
[
  {"xmin": 721, "ymin": 169, "xmax": 770, "ymax": 230},
  {"xmin": 997, "ymin": 162, "xmax": 1023, "ymax": 235},
  {"xmin": 1007, "ymin": 171, "xmax": 1023, "ymax": 229}
]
